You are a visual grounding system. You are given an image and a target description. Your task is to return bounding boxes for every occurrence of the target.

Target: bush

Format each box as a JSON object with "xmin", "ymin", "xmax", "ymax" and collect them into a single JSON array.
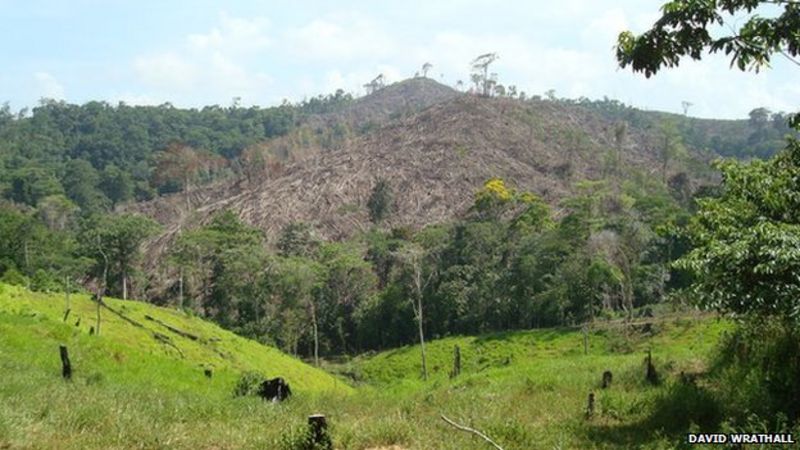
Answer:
[
  {"xmin": 712, "ymin": 321, "xmax": 800, "ymax": 424},
  {"xmin": 233, "ymin": 371, "xmax": 264, "ymax": 397},
  {"xmin": 0, "ymin": 268, "xmax": 28, "ymax": 287}
]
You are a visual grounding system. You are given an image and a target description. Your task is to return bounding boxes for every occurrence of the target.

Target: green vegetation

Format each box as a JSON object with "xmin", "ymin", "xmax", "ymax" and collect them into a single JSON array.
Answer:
[{"xmin": 3, "ymin": 281, "xmax": 757, "ymax": 449}]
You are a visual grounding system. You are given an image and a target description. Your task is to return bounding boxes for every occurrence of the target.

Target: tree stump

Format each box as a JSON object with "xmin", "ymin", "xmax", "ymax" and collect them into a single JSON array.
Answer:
[
  {"xmin": 646, "ymin": 349, "xmax": 658, "ymax": 384},
  {"xmin": 585, "ymin": 392, "xmax": 595, "ymax": 419},
  {"xmin": 204, "ymin": 368, "xmax": 213, "ymax": 378},
  {"xmin": 601, "ymin": 370, "xmax": 613, "ymax": 389},
  {"xmin": 59, "ymin": 345, "xmax": 72, "ymax": 380},
  {"xmin": 306, "ymin": 414, "xmax": 332, "ymax": 450},
  {"xmin": 450, "ymin": 345, "xmax": 461, "ymax": 378}
]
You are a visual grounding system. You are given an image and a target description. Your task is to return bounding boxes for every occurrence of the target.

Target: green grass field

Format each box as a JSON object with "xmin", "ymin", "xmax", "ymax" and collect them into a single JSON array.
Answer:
[{"xmin": 0, "ymin": 283, "xmax": 736, "ymax": 449}]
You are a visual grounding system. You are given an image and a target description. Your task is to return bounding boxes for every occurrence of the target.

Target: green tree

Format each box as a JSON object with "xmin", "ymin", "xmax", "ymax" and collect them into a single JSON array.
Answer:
[
  {"xmin": 367, "ymin": 178, "xmax": 394, "ymax": 224},
  {"xmin": 617, "ymin": 0, "xmax": 800, "ymax": 79},
  {"xmin": 81, "ymin": 214, "xmax": 160, "ymax": 300},
  {"xmin": 675, "ymin": 142, "xmax": 800, "ymax": 323}
]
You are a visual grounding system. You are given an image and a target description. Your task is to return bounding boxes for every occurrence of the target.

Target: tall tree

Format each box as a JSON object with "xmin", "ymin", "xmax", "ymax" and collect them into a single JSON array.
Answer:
[
  {"xmin": 394, "ymin": 243, "xmax": 436, "ymax": 380},
  {"xmin": 470, "ymin": 53, "xmax": 499, "ymax": 96},
  {"xmin": 81, "ymin": 214, "xmax": 160, "ymax": 300}
]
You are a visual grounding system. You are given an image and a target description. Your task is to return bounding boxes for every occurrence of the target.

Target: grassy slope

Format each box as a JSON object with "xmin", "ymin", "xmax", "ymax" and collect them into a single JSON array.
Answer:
[
  {"xmin": 333, "ymin": 315, "xmax": 733, "ymax": 449},
  {"xmin": 0, "ymin": 283, "xmax": 734, "ymax": 449},
  {"xmin": 0, "ymin": 283, "xmax": 352, "ymax": 448}
]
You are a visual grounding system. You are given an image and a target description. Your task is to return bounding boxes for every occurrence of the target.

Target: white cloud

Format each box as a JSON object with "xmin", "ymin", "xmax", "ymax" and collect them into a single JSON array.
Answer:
[
  {"xmin": 134, "ymin": 52, "xmax": 197, "ymax": 89},
  {"xmin": 188, "ymin": 13, "xmax": 271, "ymax": 55},
  {"xmin": 285, "ymin": 13, "xmax": 394, "ymax": 62},
  {"xmin": 132, "ymin": 13, "xmax": 274, "ymax": 106},
  {"xmin": 33, "ymin": 72, "xmax": 65, "ymax": 100}
]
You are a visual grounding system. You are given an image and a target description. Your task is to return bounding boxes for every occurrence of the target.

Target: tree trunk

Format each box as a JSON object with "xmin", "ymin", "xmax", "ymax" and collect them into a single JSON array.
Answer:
[
  {"xmin": 178, "ymin": 267, "xmax": 184, "ymax": 309},
  {"xmin": 310, "ymin": 301, "xmax": 319, "ymax": 367},
  {"xmin": 63, "ymin": 276, "xmax": 71, "ymax": 321},
  {"xmin": 122, "ymin": 270, "xmax": 128, "ymax": 300},
  {"xmin": 417, "ymin": 294, "xmax": 428, "ymax": 380}
]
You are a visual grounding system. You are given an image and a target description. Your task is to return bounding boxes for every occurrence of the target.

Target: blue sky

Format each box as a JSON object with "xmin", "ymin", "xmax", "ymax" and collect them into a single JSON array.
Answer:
[{"xmin": 1, "ymin": 0, "xmax": 797, "ymax": 119}]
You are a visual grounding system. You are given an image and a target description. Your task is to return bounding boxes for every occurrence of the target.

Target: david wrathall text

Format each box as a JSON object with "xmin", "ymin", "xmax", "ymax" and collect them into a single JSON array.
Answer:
[{"xmin": 687, "ymin": 433, "xmax": 795, "ymax": 445}]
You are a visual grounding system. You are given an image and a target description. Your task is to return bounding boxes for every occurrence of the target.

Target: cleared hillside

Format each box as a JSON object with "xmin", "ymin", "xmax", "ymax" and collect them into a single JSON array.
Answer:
[
  {"xmin": 0, "ymin": 287, "xmax": 737, "ymax": 449},
  {"xmin": 132, "ymin": 81, "xmax": 690, "ymax": 280},
  {"xmin": 0, "ymin": 283, "xmax": 350, "ymax": 395}
]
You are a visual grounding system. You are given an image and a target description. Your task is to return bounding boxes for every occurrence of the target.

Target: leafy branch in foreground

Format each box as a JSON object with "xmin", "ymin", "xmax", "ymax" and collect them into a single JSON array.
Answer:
[
  {"xmin": 674, "ymin": 137, "xmax": 800, "ymax": 324},
  {"xmin": 617, "ymin": 0, "xmax": 800, "ymax": 77}
]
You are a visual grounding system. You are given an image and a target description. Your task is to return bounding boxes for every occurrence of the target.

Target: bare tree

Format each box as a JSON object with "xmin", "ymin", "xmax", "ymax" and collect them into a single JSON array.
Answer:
[
  {"xmin": 421, "ymin": 62, "xmax": 433, "ymax": 78},
  {"xmin": 470, "ymin": 53, "xmax": 499, "ymax": 96},
  {"xmin": 363, "ymin": 74, "xmax": 385, "ymax": 95},
  {"xmin": 681, "ymin": 100, "xmax": 693, "ymax": 116},
  {"xmin": 394, "ymin": 244, "xmax": 436, "ymax": 380}
]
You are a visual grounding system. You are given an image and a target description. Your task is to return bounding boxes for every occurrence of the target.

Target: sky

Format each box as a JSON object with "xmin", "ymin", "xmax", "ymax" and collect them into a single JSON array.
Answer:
[{"xmin": 1, "ymin": 0, "xmax": 797, "ymax": 119}]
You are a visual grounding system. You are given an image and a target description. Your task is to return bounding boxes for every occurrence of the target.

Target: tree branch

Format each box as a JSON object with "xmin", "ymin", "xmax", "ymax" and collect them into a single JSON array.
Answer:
[
  {"xmin": 440, "ymin": 415, "xmax": 504, "ymax": 450},
  {"xmin": 779, "ymin": 49, "xmax": 800, "ymax": 67}
]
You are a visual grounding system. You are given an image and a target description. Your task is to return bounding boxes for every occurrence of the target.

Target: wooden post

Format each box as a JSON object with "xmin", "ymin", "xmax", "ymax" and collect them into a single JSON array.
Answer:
[
  {"xmin": 450, "ymin": 345, "xmax": 461, "ymax": 378},
  {"xmin": 59, "ymin": 345, "xmax": 72, "ymax": 380},
  {"xmin": 585, "ymin": 392, "xmax": 595, "ymax": 419},
  {"xmin": 307, "ymin": 414, "xmax": 332, "ymax": 450}
]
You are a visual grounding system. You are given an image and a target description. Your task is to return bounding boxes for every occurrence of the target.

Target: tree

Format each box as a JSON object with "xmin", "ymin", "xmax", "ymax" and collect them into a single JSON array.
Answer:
[
  {"xmin": 622, "ymin": 0, "xmax": 800, "ymax": 324},
  {"xmin": 421, "ymin": 62, "xmax": 433, "ymax": 78},
  {"xmin": 657, "ymin": 120, "xmax": 688, "ymax": 183},
  {"xmin": 617, "ymin": 0, "xmax": 800, "ymax": 78},
  {"xmin": 394, "ymin": 243, "xmax": 436, "ymax": 379},
  {"xmin": 681, "ymin": 100, "xmax": 693, "ymax": 116},
  {"xmin": 278, "ymin": 257, "xmax": 323, "ymax": 366},
  {"xmin": 367, "ymin": 178, "xmax": 394, "ymax": 224},
  {"xmin": 363, "ymin": 74, "xmax": 385, "ymax": 95},
  {"xmin": 470, "ymin": 53, "xmax": 499, "ymax": 96},
  {"xmin": 99, "ymin": 164, "xmax": 133, "ymax": 206},
  {"xmin": 152, "ymin": 143, "xmax": 202, "ymax": 194},
  {"xmin": 278, "ymin": 222, "xmax": 319, "ymax": 258},
  {"xmin": 81, "ymin": 214, "xmax": 160, "ymax": 300}
]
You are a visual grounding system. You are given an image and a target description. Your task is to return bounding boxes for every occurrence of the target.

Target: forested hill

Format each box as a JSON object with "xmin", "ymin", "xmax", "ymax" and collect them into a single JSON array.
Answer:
[{"xmin": 0, "ymin": 78, "xmax": 792, "ymax": 218}]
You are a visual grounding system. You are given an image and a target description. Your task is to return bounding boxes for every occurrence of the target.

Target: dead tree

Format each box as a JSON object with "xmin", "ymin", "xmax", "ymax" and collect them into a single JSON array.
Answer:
[
  {"xmin": 395, "ymin": 244, "xmax": 437, "ymax": 380},
  {"xmin": 470, "ymin": 53, "xmax": 499, "ymax": 96}
]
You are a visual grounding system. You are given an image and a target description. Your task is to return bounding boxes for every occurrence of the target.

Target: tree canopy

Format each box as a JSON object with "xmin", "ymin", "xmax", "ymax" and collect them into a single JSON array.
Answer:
[{"xmin": 616, "ymin": 0, "xmax": 800, "ymax": 80}]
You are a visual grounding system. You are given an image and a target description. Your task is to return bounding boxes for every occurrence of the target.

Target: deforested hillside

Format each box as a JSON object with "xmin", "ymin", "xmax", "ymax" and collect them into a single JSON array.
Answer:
[{"xmin": 130, "ymin": 80, "xmax": 707, "ymax": 274}]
